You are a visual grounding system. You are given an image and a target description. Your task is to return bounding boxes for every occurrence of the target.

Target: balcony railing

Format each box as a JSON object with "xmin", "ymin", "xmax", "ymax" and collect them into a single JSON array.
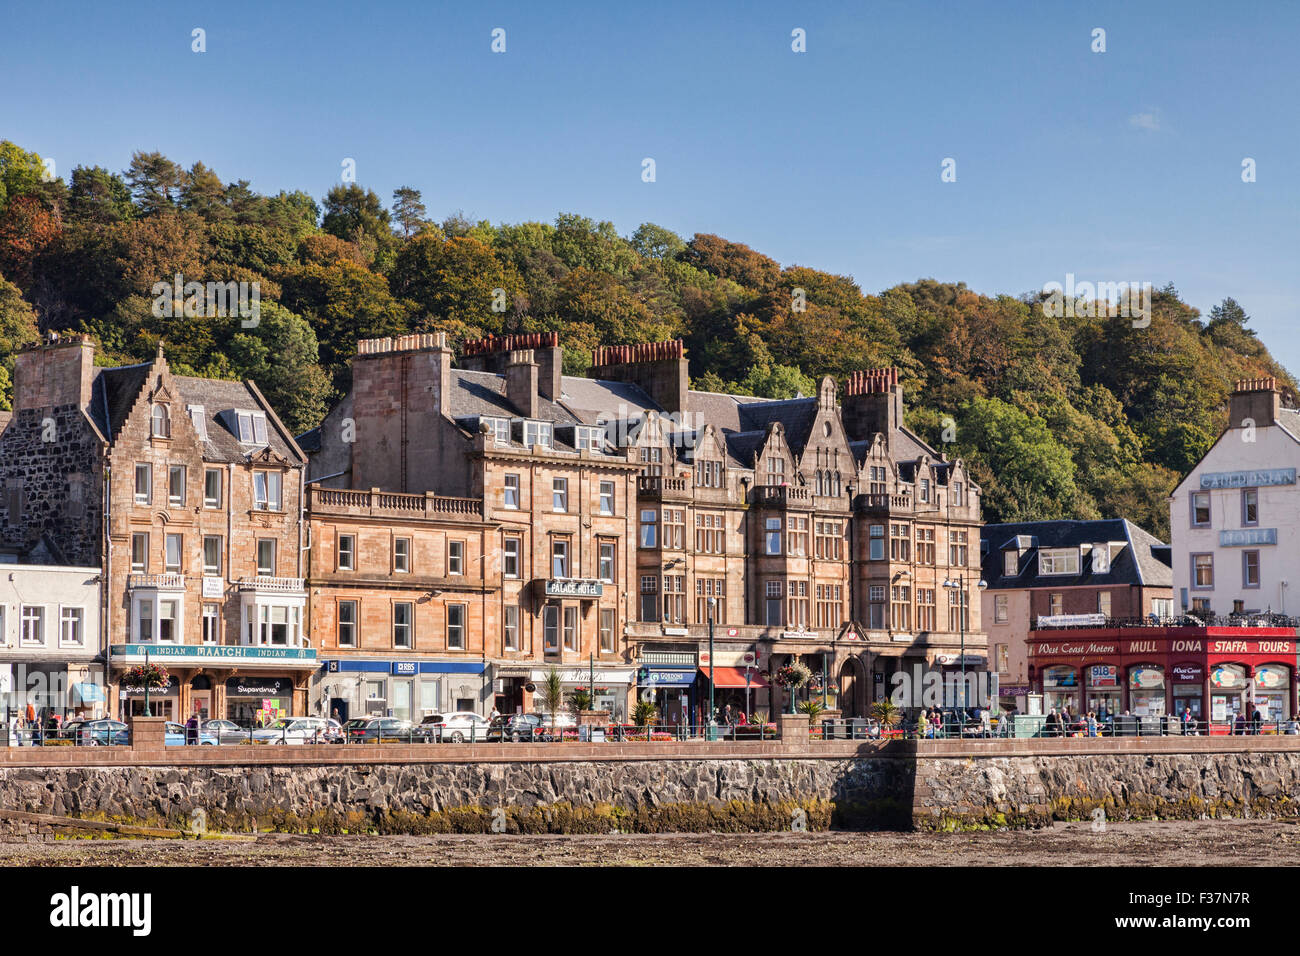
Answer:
[
  {"xmin": 127, "ymin": 573, "xmax": 186, "ymax": 590},
  {"xmin": 858, "ymin": 493, "xmax": 912, "ymax": 511},
  {"xmin": 237, "ymin": 576, "xmax": 305, "ymax": 593},
  {"xmin": 637, "ymin": 475, "xmax": 689, "ymax": 496},
  {"xmin": 309, "ymin": 486, "xmax": 482, "ymax": 520},
  {"xmin": 1034, "ymin": 612, "xmax": 1300, "ymax": 630},
  {"xmin": 749, "ymin": 484, "xmax": 811, "ymax": 508}
]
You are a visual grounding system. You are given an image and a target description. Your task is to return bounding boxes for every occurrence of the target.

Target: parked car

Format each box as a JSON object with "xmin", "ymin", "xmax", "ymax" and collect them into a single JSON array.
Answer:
[
  {"xmin": 487, "ymin": 713, "xmax": 554, "ymax": 742},
  {"xmin": 201, "ymin": 718, "xmax": 247, "ymax": 744},
  {"xmin": 251, "ymin": 717, "xmax": 333, "ymax": 745},
  {"xmin": 164, "ymin": 721, "xmax": 218, "ymax": 746},
  {"xmin": 415, "ymin": 712, "xmax": 491, "ymax": 742},
  {"xmin": 342, "ymin": 717, "xmax": 417, "ymax": 743},
  {"xmin": 69, "ymin": 718, "xmax": 130, "ymax": 746}
]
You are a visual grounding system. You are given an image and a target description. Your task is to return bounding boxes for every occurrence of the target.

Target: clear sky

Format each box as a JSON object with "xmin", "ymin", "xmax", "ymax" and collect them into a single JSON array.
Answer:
[{"xmin": 3, "ymin": 0, "xmax": 1297, "ymax": 371}]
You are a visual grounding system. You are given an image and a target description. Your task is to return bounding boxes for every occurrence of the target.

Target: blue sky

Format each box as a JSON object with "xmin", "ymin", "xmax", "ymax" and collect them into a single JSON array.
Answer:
[{"xmin": 3, "ymin": 0, "xmax": 1298, "ymax": 371}]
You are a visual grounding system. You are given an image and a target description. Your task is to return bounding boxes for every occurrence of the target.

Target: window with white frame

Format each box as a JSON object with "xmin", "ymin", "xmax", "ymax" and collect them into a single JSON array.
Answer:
[
  {"xmin": 134, "ymin": 463, "xmax": 151, "ymax": 505},
  {"xmin": 551, "ymin": 539, "xmax": 569, "ymax": 578},
  {"xmin": 600, "ymin": 608, "xmax": 614, "ymax": 653},
  {"xmin": 394, "ymin": 537, "xmax": 410, "ymax": 573},
  {"xmin": 393, "ymin": 602, "xmax": 413, "ymax": 648},
  {"xmin": 552, "ymin": 477, "xmax": 568, "ymax": 512},
  {"xmin": 202, "ymin": 604, "xmax": 220, "ymax": 644},
  {"xmin": 503, "ymin": 537, "xmax": 521, "ymax": 578},
  {"xmin": 576, "ymin": 426, "xmax": 604, "ymax": 452},
  {"xmin": 187, "ymin": 404, "xmax": 208, "ymax": 440},
  {"xmin": 524, "ymin": 421, "xmax": 553, "ymax": 449},
  {"xmin": 1038, "ymin": 548, "xmax": 1079, "ymax": 576},
  {"xmin": 447, "ymin": 604, "xmax": 466, "ymax": 650},
  {"xmin": 203, "ymin": 535, "xmax": 222, "ymax": 575},
  {"xmin": 337, "ymin": 534, "xmax": 355, "ymax": 571},
  {"xmin": 20, "ymin": 606, "xmax": 44, "ymax": 646},
  {"xmin": 562, "ymin": 606, "xmax": 578, "ymax": 651},
  {"xmin": 598, "ymin": 540, "xmax": 615, "ymax": 583},
  {"xmin": 640, "ymin": 576, "xmax": 658, "ymax": 622},
  {"xmin": 131, "ymin": 532, "xmax": 148, "ymax": 573},
  {"xmin": 1190, "ymin": 492, "xmax": 1211, "ymax": 527},
  {"xmin": 253, "ymin": 470, "xmax": 282, "ymax": 511},
  {"xmin": 639, "ymin": 510, "xmax": 657, "ymax": 548},
  {"xmin": 337, "ymin": 600, "xmax": 357, "ymax": 647},
  {"xmin": 236, "ymin": 411, "xmax": 268, "ymax": 445},
  {"xmin": 543, "ymin": 606, "xmax": 559, "ymax": 651},
  {"xmin": 994, "ymin": 593, "xmax": 1008, "ymax": 623},
  {"xmin": 58, "ymin": 607, "xmax": 83, "ymax": 646},
  {"xmin": 168, "ymin": 465, "xmax": 185, "ymax": 507},
  {"xmin": 504, "ymin": 474, "xmax": 520, "ymax": 509},
  {"xmin": 135, "ymin": 599, "xmax": 153, "ymax": 642},
  {"xmin": 448, "ymin": 540, "xmax": 464, "ymax": 575},
  {"xmin": 1091, "ymin": 545, "xmax": 1111, "ymax": 574},
  {"xmin": 158, "ymin": 599, "xmax": 179, "ymax": 642},
  {"xmin": 765, "ymin": 518, "xmax": 782, "ymax": 555},
  {"xmin": 204, "ymin": 468, "xmax": 222, "ymax": 508},
  {"xmin": 151, "ymin": 404, "xmax": 171, "ymax": 438},
  {"xmin": 599, "ymin": 480, "xmax": 614, "ymax": 515},
  {"xmin": 504, "ymin": 605, "xmax": 519, "ymax": 651},
  {"xmin": 257, "ymin": 539, "xmax": 275, "ymax": 576},
  {"xmin": 164, "ymin": 534, "xmax": 183, "ymax": 573}
]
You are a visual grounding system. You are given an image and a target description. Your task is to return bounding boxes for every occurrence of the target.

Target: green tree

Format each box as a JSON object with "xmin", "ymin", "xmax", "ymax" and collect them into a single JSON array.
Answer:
[
  {"xmin": 124, "ymin": 151, "xmax": 184, "ymax": 215},
  {"xmin": 67, "ymin": 166, "xmax": 135, "ymax": 224},
  {"xmin": 321, "ymin": 184, "xmax": 395, "ymax": 270},
  {"xmin": 391, "ymin": 186, "xmax": 429, "ymax": 237},
  {"xmin": 226, "ymin": 301, "xmax": 332, "ymax": 433},
  {"xmin": 0, "ymin": 273, "xmax": 40, "ymax": 409}
]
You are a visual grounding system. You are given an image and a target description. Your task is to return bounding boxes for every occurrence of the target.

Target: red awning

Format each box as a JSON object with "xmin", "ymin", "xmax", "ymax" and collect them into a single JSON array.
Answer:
[{"xmin": 699, "ymin": 666, "xmax": 769, "ymax": 688}]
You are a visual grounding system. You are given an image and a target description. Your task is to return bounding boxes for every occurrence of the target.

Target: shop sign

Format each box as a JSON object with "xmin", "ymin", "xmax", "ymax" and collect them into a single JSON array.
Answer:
[
  {"xmin": 998, "ymin": 684, "xmax": 1031, "ymax": 696},
  {"xmin": 392, "ymin": 662, "xmax": 417, "ymax": 675},
  {"xmin": 226, "ymin": 677, "xmax": 293, "ymax": 697},
  {"xmin": 1210, "ymin": 664, "xmax": 1247, "ymax": 688},
  {"xmin": 1124, "ymin": 639, "xmax": 1160, "ymax": 654},
  {"xmin": 1088, "ymin": 664, "xmax": 1118, "ymax": 687},
  {"xmin": 639, "ymin": 668, "xmax": 696, "ymax": 687},
  {"xmin": 112, "ymin": 643, "xmax": 317, "ymax": 663},
  {"xmin": 1219, "ymin": 528, "xmax": 1277, "ymax": 548},
  {"xmin": 1032, "ymin": 641, "xmax": 1118, "ymax": 657},
  {"xmin": 1171, "ymin": 639, "xmax": 1203, "ymax": 654},
  {"xmin": 1042, "ymin": 665, "xmax": 1077, "ymax": 688},
  {"xmin": 202, "ymin": 576, "xmax": 224, "ymax": 598},
  {"xmin": 935, "ymin": 654, "xmax": 986, "ymax": 666},
  {"xmin": 529, "ymin": 669, "xmax": 633, "ymax": 685},
  {"xmin": 1200, "ymin": 468, "xmax": 1295, "ymax": 489},
  {"xmin": 1210, "ymin": 639, "xmax": 1294, "ymax": 655},
  {"xmin": 544, "ymin": 578, "xmax": 602, "ymax": 598},
  {"xmin": 1172, "ymin": 663, "xmax": 1204, "ymax": 682},
  {"xmin": 1255, "ymin": 665, "xmax": 1289, "ymax": 689},
  {"xmin": 121, "ymin": 677, "xmax": 180, "ymax": 697},
  {"xmin": 1128, "ymin": 666, "xmax": 1164, "ymax": 689}
]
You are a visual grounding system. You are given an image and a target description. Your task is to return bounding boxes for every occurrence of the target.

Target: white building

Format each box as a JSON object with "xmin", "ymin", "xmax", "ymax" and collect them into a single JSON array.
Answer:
[
  {"xmin": 0, "ymin": 553, "xmax": 105, "ymax": 722},
  {"xmin": 1171, "ymin": 377, "xmax": 1300, "ymax": 617}
]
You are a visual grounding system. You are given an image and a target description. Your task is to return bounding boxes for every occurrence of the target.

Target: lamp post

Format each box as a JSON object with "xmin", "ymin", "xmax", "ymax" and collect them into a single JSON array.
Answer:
[
  {"xmin": 707, "ymin": 597, "xmax": 716, "ymax": 730},
  {"xmin": 942, "ymin": 574, "xmax": 988, "ymax": 711},
  {"xmin": 143, "ymin": 649, "xmax": 151, "ymax": 718}
]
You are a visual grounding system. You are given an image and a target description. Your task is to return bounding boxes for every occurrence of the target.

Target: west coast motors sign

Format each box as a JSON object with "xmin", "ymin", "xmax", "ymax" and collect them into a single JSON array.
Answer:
[{"xmin": 1031, "ymin": 641, "xmax": 1118, "ymax": 657}]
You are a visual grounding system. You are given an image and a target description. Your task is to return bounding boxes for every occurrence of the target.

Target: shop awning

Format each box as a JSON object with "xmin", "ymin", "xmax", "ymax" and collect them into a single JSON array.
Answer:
[{"xmin": 699, "ymin": 666, "xmax": 769, "ymax": 689}]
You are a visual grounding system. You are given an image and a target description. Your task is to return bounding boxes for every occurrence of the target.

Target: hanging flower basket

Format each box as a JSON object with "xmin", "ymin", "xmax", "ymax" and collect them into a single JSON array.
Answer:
[
  {"xmin": 774, "ymin": 661, "xmax": 812, "ymax": 689},
  {"xmin": 120, "ymin": 663, "xmax": 170, "ymax": 691}
]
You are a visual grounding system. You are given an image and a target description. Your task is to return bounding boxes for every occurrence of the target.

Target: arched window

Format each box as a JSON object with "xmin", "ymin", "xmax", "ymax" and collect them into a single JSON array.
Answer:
[{"xmin": 151, "ymin": 404, "xmax": 171, "ymax": 438}]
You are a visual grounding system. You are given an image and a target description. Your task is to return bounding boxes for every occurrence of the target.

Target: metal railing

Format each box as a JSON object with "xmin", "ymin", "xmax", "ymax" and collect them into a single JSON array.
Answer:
[{"xmin": 1035, "ymin": 612, "xmax": 1300, "ymax": 630}]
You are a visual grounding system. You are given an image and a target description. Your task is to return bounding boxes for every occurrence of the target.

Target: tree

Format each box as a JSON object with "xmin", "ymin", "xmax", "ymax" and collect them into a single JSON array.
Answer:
[
  {"xmin": 180, "ymin": 162, "xmax": 228, "ymax": 220},
  {"xmin": 67, "ymin": 166, "xmax": 135, "ymax": 224},
  {"xmin": 0, "ymin": 141, "xmax": 48, "ymax": 209},
  {"xmin": 226, "ymin": 301, "xmax": 332, "ymax": 433},
  {"xmin": 0, "ymin": 273, "xmax": 40, "ymax": 409},
  {"xmin": 124, "ymin": 151, "xmax": 184, "ymax": 215},
  {"xmin": 391, "ymin": 186, "xmax": 429, "ymax": 237},
  {"xmin": 390, "ymin": 233, "xmax": 521, "ymax": 332},
  {"xmin": 321, "ymin": 184, "xmax": 395, "ymax": 269},
  {"xmin": 630, "ymin": 222, "xmax": 685, "ymax": 262},
  {"xmin": 535, "ymin": 667, "xmax": 566, "ymax": 735}
]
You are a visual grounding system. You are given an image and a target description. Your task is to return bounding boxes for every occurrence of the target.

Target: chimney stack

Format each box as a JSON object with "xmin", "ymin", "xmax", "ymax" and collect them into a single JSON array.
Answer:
[
  {"xmin": 1230, "ymin": 376, "xmax": 1280, "ymax": 429},
  {"xmin": 506, "ymin": 349, "xmax": 540, "ymax": 419},
  {"xmin": 842, "ymin": 367, "xmax": 904, "ymax": 443},
  {"xmin": 12, "ymin": 334, "xmax": 96, "ymax": 413},
  {"xmin": 460, "ymin": 331, "xmax": 563, "ymax": 401},
  {"xmin": 589, "ymin": 339, "xmax": 689, "ymax": 413}
]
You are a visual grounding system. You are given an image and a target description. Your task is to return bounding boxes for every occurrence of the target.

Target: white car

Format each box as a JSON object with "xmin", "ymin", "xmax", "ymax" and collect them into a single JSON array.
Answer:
[
  {"xmin": 415, "ymin": 712, "xmax": 491, "ymax": 742},
  {"xmin": 251, "ymin": 716, "xmax": 332, "ymax": 745}
]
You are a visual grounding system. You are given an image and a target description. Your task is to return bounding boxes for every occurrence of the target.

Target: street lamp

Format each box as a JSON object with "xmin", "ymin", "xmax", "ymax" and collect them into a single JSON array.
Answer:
[
  {"xmin": 707, "ymin": 597, "xmax": 717, "ymax": 732},
  {"xmin": 943, "ymin": 574, "xmax": 987, "ymax": 711}
]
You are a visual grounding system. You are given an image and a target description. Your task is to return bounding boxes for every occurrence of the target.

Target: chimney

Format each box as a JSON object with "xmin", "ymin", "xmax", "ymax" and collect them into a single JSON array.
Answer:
[
  {"xmin": 842, "ymin": 367, "xmax": 903, "ymax": 443},
  {"xmin": 460, "ymin": 331, "xmax": 563, "ymax": 401},
  {"xmin": 1230, "ymin": 376, "xmax": 1280, "ymax": 429},
  {"xmin": 506, "ymin": 350, "xmax": 540, "ymax": 419},
  {"xmin": 589, "ymin": 339, "xmax": 689, "ymax": 413},
  {"xmin": 351, "ymin": 332, "xmax": 453, "ymax": 492},
  {"xmin": 12, "ymin": 334, "xmax": 96, "ymax": 413}
]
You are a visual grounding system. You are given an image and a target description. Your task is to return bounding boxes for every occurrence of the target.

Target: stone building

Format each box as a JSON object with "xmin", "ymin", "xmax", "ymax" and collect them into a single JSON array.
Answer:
[
  {"xmin": 306, "ymin": 334, "xmax": 988, "ymax": 721},
  {"xmin": 0, "ymin": 335, "xmax": 313, "ymax": 722}
]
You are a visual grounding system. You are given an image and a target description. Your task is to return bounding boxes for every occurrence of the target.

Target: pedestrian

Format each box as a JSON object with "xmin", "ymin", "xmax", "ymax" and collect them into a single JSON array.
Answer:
[
  {"xmin": 1251, "ymin": 706, "xmax": 1263, "ymax": 735},
  {"xmin": 1233, "ymin": 711, "xmax": 1246, "ymax": 736},
  {"xmin": 185, "ymin": 713, "xmax": 199, "ymax": 745},
  {"xmin": 980, "ymin": 705, "xmax": 991, "ymax": 738},
  {"xmin": 917, "ymin": 707, "xmax": 930, "ymax": 739},
  {"xmin": 723, "ymin": 704, "xmax": 733, "ymax": 726}
]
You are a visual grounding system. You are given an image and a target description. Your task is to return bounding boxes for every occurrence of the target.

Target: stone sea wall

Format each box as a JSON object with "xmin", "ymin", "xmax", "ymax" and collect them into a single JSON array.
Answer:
[{"xmin": 3, "ymin": 747, "xmax": 1300, "ymax": 833}]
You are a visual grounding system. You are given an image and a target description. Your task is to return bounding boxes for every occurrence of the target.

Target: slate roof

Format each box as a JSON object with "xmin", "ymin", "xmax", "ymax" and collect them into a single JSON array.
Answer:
[
  {"xmin": 172, "ymin": 376, "xmax": 305, "ymax": 464},
  {"xmin": 447, "ymin": 369, "xmax": 579, "ymax": 425},
  {"xmin": 685, "ymin": 390, "xmax": 776, "ymax": 434},
  {"xmin": 88, "ymin": 363, "xmax": 152, "ymax": 441},
  {"xmin": 980, "ymin": 519, "xmax": 1172, "ymax": 591},
  {"xmin": 559, "ymin": 376, "xmax": 658, "ymax": 424}
]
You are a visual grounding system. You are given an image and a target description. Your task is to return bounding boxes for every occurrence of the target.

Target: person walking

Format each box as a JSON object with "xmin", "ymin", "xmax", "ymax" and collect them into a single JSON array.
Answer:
[{"xmin": 185, "ymin": 713, "xmax": 199, "ymax": 745}]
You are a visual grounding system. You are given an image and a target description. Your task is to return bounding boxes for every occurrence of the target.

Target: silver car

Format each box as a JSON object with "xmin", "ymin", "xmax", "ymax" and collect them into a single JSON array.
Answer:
[
  {"xmin": 415, "ymin": 712, "xmax": 491, "ymax": 742},
  {"xmin": 251, "ymin": 716, "xmax": 332, "ymax": 745}
]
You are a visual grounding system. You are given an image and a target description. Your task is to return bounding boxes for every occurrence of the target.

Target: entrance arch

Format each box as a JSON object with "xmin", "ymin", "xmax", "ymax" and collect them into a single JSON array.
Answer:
[{"xmin": 838, "ymin": 658, "xmax": 866, "ymax": 718}]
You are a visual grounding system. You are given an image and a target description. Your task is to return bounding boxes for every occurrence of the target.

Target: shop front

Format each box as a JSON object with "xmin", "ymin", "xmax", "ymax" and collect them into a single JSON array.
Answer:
[
  {"xmin": 528, "ymin": 666, "xmax": 635, "ymax": 723},
  {"xmin": 638, "ymin": 665, "xmax": 697, "ymax": 726},
  {"xmin": 698, "ymin": 665, "xmax": 769, "ymax": 720},
  {"xmin": 1028, "ymin": 625, "xmax": 1299, "ymax": 729},
  {"xmin": 318, "ymin": 659, "xmax": 488, "ymax": 723},
  {"xmin": 110, "ymin": 642, "xmax": 318, "ymax": 722}
]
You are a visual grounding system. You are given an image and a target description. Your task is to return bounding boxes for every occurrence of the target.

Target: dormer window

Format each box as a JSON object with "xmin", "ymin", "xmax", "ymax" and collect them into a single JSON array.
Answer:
[
  {"xmin": 187, "ymin": 404, "xmax": 208, "ymax": 440},
  {"xmin": 1003, "ymin": 551, "xmax": 1018, "ymax": 577},
  {"xmin": 151, "ymin": 404, "xmax": 171, "ymax": 438},
  {"xmin": 575, "ymin": 426, "xmax": 605, "ymax": 453},
  {"xmin": 236, "ymin": 411, "xmax": 268, "ymax": 445},
  {"xmin": 485, "ymin": 417, "xmax": 509, "ymax": 444},
  {"xmin": 920, "ymin": 478, "xmax": 930, "ymax": 503},
  {"xmin": 1092, "ymin": 545, "xmax": 1111, "ymax": 575},
  {"xmin": 523, "ymin": 420, "xmax": 552, "ymax": 449},
  {"xmin": 1039, "ymin": 548, "xmax": 1080, "ymax": 576}
]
